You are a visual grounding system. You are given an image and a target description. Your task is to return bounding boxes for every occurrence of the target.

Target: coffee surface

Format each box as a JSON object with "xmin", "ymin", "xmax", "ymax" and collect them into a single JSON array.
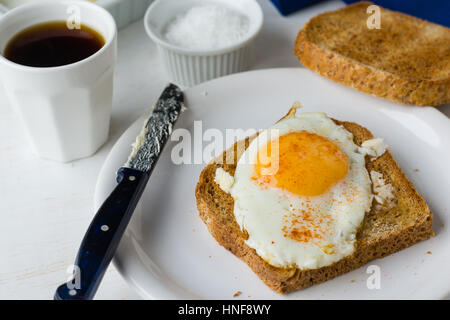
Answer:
[{"xmin": 4, "ymin": 21, "xmax": 105, "ymax": 67}]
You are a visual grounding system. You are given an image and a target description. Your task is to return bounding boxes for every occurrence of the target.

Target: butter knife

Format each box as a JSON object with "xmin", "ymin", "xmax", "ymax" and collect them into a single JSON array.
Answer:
[{"xmin": 54, "ymin": 83, "xmax": 184, "ymax": 300}]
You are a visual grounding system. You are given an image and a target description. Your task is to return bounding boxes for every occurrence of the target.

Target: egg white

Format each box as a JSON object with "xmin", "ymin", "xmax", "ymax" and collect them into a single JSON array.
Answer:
[{"xmin": 230, "ymin": 112, "xmax": 373, "ymax": 269}]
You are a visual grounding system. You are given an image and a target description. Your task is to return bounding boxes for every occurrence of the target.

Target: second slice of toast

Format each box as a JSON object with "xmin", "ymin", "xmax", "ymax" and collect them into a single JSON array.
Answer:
[
  {"xmin": 294, "ymin": 1, "xmax": 450, "ymax": 106},
  {"xmin": 195, "ymin": 119, "xmax": 433, "ymax": 293}
]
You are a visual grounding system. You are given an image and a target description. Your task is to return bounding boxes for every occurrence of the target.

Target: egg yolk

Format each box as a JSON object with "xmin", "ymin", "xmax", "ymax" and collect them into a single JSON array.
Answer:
[{"xmin": 253, "ymin": 131, "xmax": 349, "ymax": 196}]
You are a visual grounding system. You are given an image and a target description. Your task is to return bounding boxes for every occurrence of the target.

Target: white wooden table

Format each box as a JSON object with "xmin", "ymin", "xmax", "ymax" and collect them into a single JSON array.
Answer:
[{"xmin": 1, "ymin": 0, "xmax": 449, "ymax": 300}]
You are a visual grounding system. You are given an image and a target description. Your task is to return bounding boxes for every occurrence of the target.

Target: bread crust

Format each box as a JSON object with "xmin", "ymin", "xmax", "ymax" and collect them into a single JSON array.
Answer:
[
  {"xmin": 195, "ymin": 119, "xmax": 433, "ymax": 293},
  {"xmin": 294, "ymin": 2, "xmax": 450, "ymax": 106}
]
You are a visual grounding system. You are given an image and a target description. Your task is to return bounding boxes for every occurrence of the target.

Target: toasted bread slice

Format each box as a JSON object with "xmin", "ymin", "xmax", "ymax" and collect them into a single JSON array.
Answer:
[
  {"xmin": 294, "ymin": 1, "xmax": 450, "ymax": 106},
  {"xmin": 195, "ymin": 119, "xmax": 433, "ymax": 293}
]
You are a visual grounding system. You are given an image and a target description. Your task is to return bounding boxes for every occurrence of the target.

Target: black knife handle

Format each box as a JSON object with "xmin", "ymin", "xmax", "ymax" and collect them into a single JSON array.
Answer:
[{"xmin": 54, "ymin": 167, "xmax": 149, "ymax": 300}]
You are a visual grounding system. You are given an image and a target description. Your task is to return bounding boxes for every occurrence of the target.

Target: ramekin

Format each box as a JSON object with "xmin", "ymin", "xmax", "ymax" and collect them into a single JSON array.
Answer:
[
  {"xmin": 0, "ymin": 1, "xmax": 154, "ymax": 29},
  {"xmin": 96, "ymin": 0, "xmax": 154, "ymax": 29},
  {"xmin": 144, "ymin": 0, "xmax": 263, "ymax": 87}
]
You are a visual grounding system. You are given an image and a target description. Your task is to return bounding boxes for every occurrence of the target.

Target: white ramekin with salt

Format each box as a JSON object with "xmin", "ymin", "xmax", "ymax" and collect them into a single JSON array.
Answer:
[{"xmin": 144, "ymin": 0, "xmax": 263, "ymax": 86}]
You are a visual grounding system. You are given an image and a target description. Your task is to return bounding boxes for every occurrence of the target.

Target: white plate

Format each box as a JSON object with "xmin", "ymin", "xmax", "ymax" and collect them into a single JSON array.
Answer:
[{"xmin": 95, "ymin": 68, "xmax": 450, "ymax": 299}]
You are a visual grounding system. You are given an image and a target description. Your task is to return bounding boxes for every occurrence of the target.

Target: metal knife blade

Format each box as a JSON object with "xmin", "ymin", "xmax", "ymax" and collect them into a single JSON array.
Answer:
[
  {"xmin": 125, "ymin": 83, "xmax": 184, "ymax": 172},
  {"xmin": 54, "ymin": 83, "xmax": 184, "ymax": 300}
]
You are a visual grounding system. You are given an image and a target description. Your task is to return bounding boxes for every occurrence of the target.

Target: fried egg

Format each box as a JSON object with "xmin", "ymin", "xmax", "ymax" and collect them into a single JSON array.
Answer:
[{"xmin": 229, "ymin": 111, "xmax": 373, "ymax": 269}]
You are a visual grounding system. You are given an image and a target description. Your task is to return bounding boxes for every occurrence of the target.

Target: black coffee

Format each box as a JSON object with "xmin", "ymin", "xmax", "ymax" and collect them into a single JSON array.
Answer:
[{"xmin": 4, "ymin": 21, "xmax": 105, "ymax": 67}]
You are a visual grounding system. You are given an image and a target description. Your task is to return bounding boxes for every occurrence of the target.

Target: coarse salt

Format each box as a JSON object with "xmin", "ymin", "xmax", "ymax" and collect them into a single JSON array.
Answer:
[{"xmin": 164, "ymin": 4, "xmax": 250, "ymax": 50}]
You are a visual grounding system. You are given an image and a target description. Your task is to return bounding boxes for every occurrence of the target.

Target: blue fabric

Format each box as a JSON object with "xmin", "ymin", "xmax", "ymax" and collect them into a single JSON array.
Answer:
[
  {"xmin": 269, "ymin": 0, "xmax": 323, "ymax": 15},
  {"xmin": 344, "ymin": 0, "xmax": 450, "ymax": 28},
  {"xmin": 269, "ymin": 0, "xmax": 450, "ymax": 28}
]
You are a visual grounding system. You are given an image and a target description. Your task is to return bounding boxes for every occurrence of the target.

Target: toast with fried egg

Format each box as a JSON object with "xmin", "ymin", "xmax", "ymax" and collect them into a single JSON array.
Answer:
[
  {"xmin": 294, "ymin": 1, "xmax": 450, "ymax": 106},
  {"xmin": 195, "ymin": 110, "xmax": 433, "ymax": 293}
]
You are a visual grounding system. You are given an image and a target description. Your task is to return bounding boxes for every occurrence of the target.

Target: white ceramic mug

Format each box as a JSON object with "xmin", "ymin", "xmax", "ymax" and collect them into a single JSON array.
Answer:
[{"xmin": 0, "ymin": 0, "xmax": 117, "ymax": 162}]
